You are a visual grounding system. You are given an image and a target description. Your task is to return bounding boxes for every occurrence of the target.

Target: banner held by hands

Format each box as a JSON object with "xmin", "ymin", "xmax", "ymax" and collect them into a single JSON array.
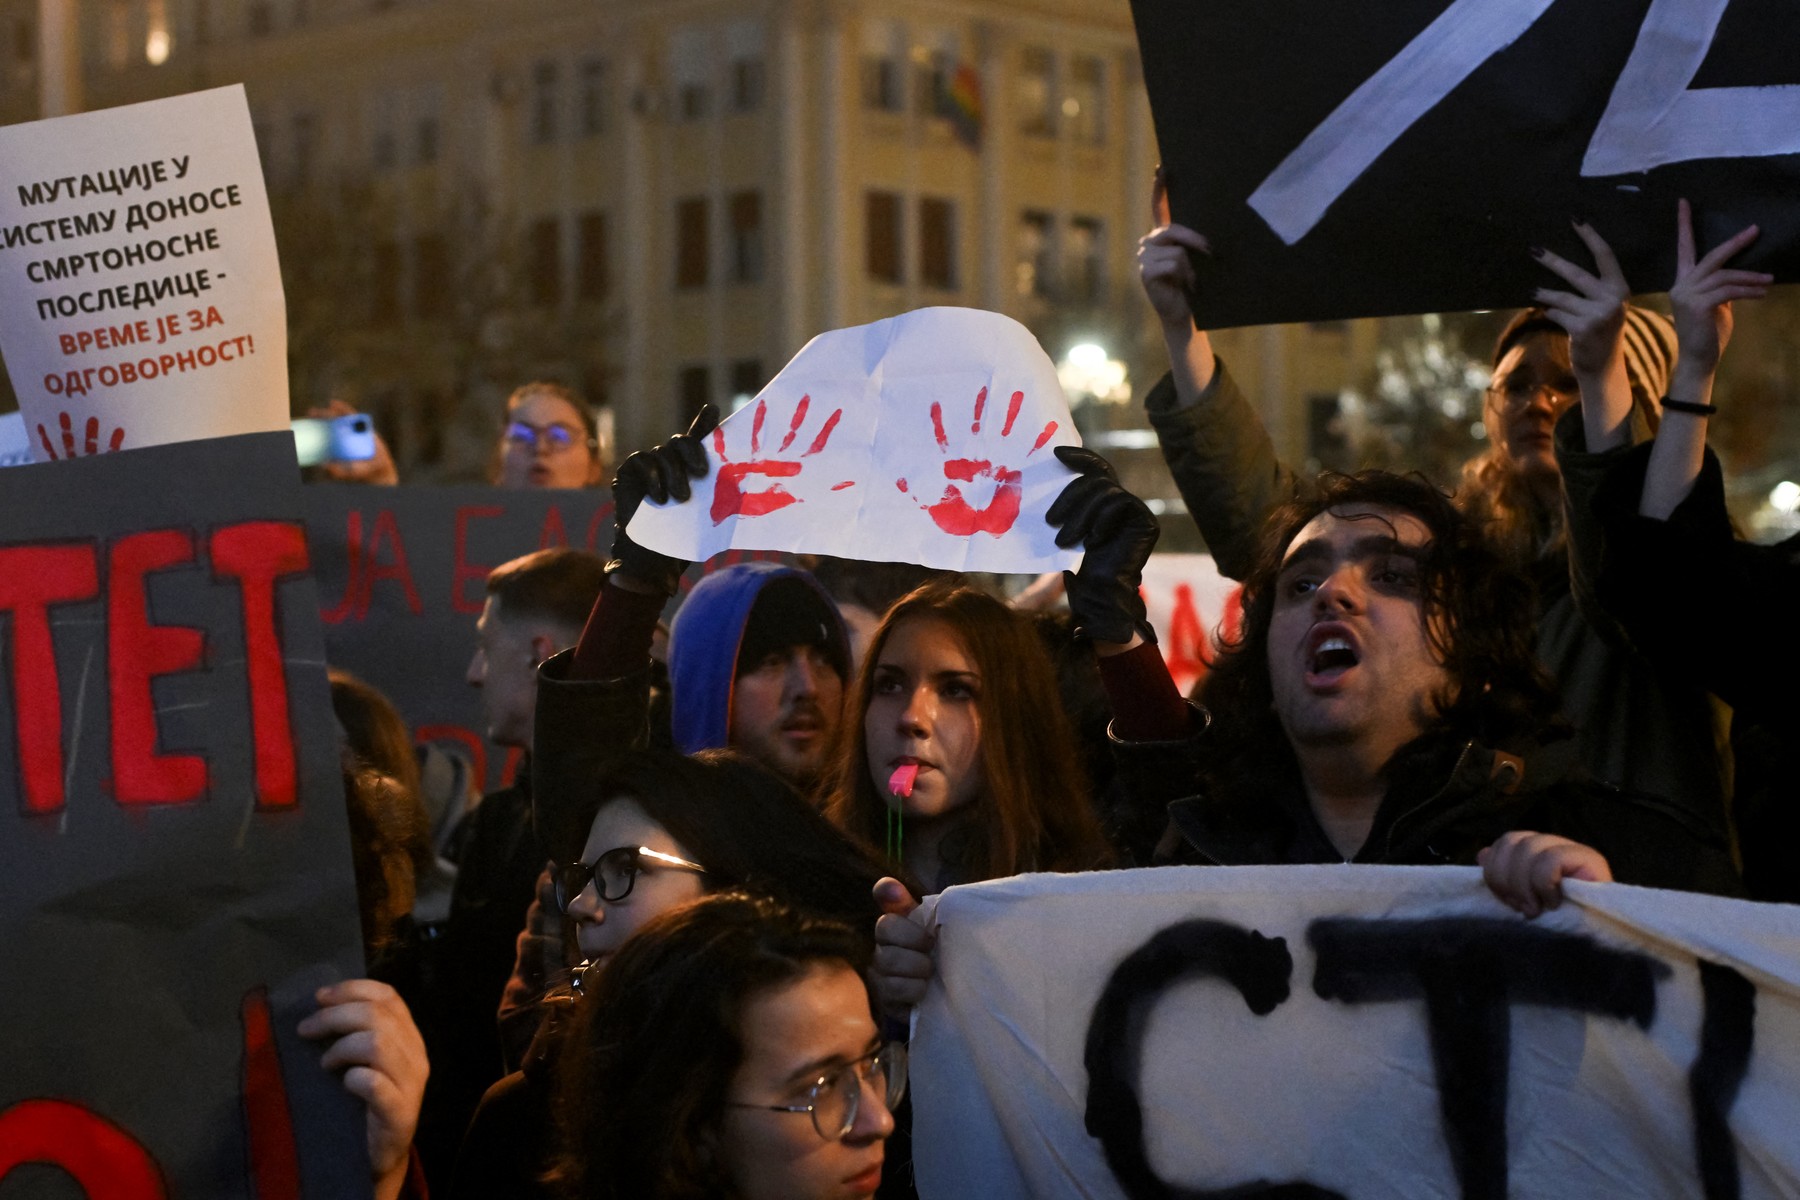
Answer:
[{"xmin": 627, "ymin": 307, "xmax": 1084, "ymax": 574}]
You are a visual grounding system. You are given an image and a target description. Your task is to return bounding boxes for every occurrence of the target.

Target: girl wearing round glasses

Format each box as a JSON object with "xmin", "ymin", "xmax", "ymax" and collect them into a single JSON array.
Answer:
[
  {"xmin": 495, "ymin": 381, "xmax": 605, "ymax": 489},
  {"xmin": 451, "ymin": 749, "xmax": 887, "ymax": 1199},
  {"xmin": 555, "ymin": 892, "xmax": 901, "ymax": 1200}
]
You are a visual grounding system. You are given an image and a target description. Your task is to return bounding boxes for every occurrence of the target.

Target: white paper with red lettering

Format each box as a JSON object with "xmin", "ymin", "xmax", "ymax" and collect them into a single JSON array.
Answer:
[
  {"xmin": 1138, "ymin": 554, "xmax": 1242, "ymax": 695},
  {"xmin": 0, "ymin": 86, "xmax": 287, "ymax": 462},
  {"xmin": 628, "ymin": 307, "xmax": 1082, "ymax": 573},
  {"xmin": 910, "ymin": 867, "xmax": 1800, "ymax": 1200}
]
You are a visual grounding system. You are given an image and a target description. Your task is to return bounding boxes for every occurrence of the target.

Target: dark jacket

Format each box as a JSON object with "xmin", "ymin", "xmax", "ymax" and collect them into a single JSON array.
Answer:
[
  {"xmin": 1110, "ymin": 713, "xmax": 1742, "ymax": 899},
  {"xmin": 1587, "ymin": 440, "xmax": 1800, "ymax": 903},
  {"xmin": 1142, "ymin": 363, "xmax": 1729, "ymax": 842}
]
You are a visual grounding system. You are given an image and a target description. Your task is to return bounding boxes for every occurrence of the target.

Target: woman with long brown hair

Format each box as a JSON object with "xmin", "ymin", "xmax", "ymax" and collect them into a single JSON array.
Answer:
[{"xmin": 822, "ymin": 582, "xmax": 1112, "ymax": 895}]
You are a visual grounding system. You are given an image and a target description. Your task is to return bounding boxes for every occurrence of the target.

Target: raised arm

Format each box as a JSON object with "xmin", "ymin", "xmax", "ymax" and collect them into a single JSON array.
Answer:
[
  {"xmin": 1639, "ymin": 200, "xmax": 1770, "ymax": 520},
  {"xmin": 1136, "ymin": 172, "xmax": 1301, "ymax": 579},
  {"xmin": 1532, "ymin": 221, "xmax": 1633, "ymax": 453}
]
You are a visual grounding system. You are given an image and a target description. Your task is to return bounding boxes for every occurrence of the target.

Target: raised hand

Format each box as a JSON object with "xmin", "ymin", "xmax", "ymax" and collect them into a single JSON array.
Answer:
[
  {"xmin": 1668, "ymin": 198, "xmax": 1771, "ymax": 379},
  {"xmin": 1532, "ymin": 220, "xmax": 1630, "ymax": 379},
  {"xmin": 709, "ymin": 394, "xmax": 851, "ymax": 524},
  {"xmin": 609, "ymin": 404, "xmax": 717, "ymax": 594},
  {"xmin": 1046, "ymin": 446, "xmax": 1160, "ymax": 647},
  {"xmin": 1136, "ymin": 170, "xmax": 1212, "ymax": 334},
  {"xmin": 871, "ymin": 877, "xmax": 934, "ymax": 1022},
  {"xmin": 896, "ymin": 386, "xmax": 1058, "ymax": 537},
  {"xmin": 37, "ymin": 412, "xmax": 125, "ymax": 460}
]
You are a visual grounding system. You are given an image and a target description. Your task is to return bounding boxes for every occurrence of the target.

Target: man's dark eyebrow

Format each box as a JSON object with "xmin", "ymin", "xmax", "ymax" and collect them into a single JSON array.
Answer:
[{"xmin": 1280, "ymin": 532, "xmax": 1426, "ymax": 572}]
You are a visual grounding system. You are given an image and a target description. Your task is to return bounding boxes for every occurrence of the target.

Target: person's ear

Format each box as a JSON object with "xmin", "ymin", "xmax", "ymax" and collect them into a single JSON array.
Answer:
[{"xmin": 530, "ymin": 633, "xmax": 557, "ymax": 667}]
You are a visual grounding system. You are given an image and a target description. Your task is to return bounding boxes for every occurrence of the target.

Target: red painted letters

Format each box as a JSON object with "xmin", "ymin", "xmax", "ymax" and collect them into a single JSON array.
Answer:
[
  {"xmin": 211, "ymin": 523, "xmax": 310, "ymax": 810},
  {"xmin": 0, "ymin": 544, "xmax": 100, "ymax": 815},
  {"xmin": 108, "ymin": 529, "xmax": 207, "ymax": 806}
]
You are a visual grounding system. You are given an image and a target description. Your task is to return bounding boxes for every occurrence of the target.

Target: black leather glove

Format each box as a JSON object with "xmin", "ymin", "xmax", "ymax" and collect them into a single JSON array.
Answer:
[
  {"xmin": 1047, "ymin": 445, "xmax": 1160, "ymax": 646},
  {"xmin": 607, "ymin": 404, "xmax": 719, "ymax": 596}
]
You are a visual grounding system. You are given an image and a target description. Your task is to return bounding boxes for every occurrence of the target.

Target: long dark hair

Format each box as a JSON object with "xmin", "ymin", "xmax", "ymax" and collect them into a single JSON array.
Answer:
[
  {"xmin": 1200, "ymin": 471, "xmax": 1559, "ymax": 772},
  {"xmin": 554, "ymin": 893, "xmax": 872, "ymax": 1200},
  {"xmin": 549, "ymin": 748, "xmax": 887, "ymax": 934},
  {"xmin": 822, "ymin": 582, "xmax": 1112, "ymax": 884}
]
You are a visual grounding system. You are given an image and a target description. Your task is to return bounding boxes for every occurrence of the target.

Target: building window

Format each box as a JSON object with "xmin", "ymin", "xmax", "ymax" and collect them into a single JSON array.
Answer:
[
  {"xmin": 865, "ymin": 191, "xmax": 901, "ymax": 284},
  {"xmin": 919, "ymin": 197, "xmax": 956, "ymax": 290},
  {"xmin": 414, "ymin": 234, "xmax": 449, "ymax": 319},
  {"xmin": 676, "ymin": 197, "xmax": 709, "ymax": 289},
  {"xmin": 1016, "ymin": 211, "xmax": 1052, "ymax": 298},
  {"xmin": 414, "ymin": 115, "xmax": 439, "ymax": 165},
  {"xmin": 679, "ymin": 365, "xmax": 711, "ymax": 420},
  {"xmin": 729, "ymin": 57, "xmax": 765, "ymax": 113},
  {"xmin": 13, "ymin": 17, "xmax": 33, "ymax": 66},
  {"xmin": 579, "ymin": 58, "xmax": 606, "ymax": 136},
  {"xmin": 531, "ymin": 60, "xmax": 559, "ymax": 144},
  {"xmin": 1067, "ymin": 54, "xmax": 1105, "ymax": 144},
  {"xmin": 728, "ymin": 191, "xmax": 764, "ymax": 284},
  {"xmin": 371, "ymin": 240, "xmax": 400, "ymax": 326},
  {"xmin": 290, "ymin": 0, "xmax": 310, "ymax": 27},
  {"xmin": 730, "ymin": 359, "xmax": 765, "ymax": 408},
  {"xmin": 247, "ymin": 1, "xmax": 273, "ymax": 37},
  {"xmin": 1017, "ymin": 47, "xmax": 1055, "ymax": 137},
  {"xmin": 578, "ymin": 211, "xmax": 608, "ymax": 301},
  {"xmin": 861, "ymin": 55, "xmax": 902, "ymax": 111},
  {"xmin": 1067, "ymin": 216, "xmax": 1103, "ymax": 302},
  {"xmin": 914, "ymin": 51, "xmax": 951, "ymax": 119},
  {"xmin": 679, "ymin": 80, "xmax": 710, "ymax": 121},
  {"xmin": 371, "ymin": 126, "xmax": 397, "ymax": 172},
  {"xmin": 528, "ymin": 218, "xmax": 561, "ymax": 307},
  {"xmin": 291, "ymin": 112, "xmax": 316, "ymax": 187}
]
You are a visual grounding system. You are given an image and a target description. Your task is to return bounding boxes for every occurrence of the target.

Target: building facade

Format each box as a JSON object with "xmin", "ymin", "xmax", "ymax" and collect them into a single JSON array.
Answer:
[{"xmin": 2, "ymin": 0, "xmax": 1386, "ymax": 497}]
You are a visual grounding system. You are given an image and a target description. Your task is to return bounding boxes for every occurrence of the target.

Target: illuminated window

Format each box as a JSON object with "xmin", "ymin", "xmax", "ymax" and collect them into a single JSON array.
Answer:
[{"xmin": 1017, "ymin": 47, "xmax": 1055, "ymax": 137}]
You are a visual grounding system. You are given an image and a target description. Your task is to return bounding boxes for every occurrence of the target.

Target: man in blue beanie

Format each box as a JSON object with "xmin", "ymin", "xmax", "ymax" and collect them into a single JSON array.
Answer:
[{"xmin": 665, "ymin": 562, "xmax": 850, "ymax": 787}]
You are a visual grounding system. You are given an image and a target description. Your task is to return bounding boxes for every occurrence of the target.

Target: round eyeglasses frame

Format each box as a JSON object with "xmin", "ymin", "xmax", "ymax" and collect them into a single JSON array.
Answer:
[{"xmin": 726, "ymin": 1042, "xmax": 909, "ymax": 1142}]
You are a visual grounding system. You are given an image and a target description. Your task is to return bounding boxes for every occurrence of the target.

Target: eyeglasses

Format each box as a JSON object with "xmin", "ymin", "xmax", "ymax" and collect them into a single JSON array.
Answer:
[
  {"xmin": 554, "ymin": 845, "xmax": 708, "ymax": 913},
  {"xmin": 1487, "ymin": 374, "xmax": 1579, "ymax": 412},
  {"xmin": 503, "ymin": 420, "xmax": 593, "ymax": 454},
  {"xmin": 727, "ymin": 1043, "xmax": 908, "ymax": 1141}
]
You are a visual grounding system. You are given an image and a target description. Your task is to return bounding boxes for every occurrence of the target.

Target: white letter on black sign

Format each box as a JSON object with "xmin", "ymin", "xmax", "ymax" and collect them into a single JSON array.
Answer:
[
  {"xmin": 1247, "ymin": 0, "xmax": 1558, "ymax": 245},
  {"xmin": 1582, "ymin": 0, "xmax": 1800, "ymax": 176}
]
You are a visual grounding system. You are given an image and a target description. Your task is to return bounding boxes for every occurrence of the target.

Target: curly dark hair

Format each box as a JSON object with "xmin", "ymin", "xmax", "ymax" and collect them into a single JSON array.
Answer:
[
  {"xmin": 552, "ymin": 892, "xmax": 873, "ymax": 1200},
  {"xmin": 1199, "ymin": 471, "xmax": 1560, "ymax": 770}
]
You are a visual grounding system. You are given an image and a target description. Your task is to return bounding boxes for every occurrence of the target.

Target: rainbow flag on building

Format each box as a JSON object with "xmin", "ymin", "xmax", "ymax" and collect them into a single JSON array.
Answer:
[{"xmin": 941, "ymin": 61, "xmax": 983, "ymax": 149}]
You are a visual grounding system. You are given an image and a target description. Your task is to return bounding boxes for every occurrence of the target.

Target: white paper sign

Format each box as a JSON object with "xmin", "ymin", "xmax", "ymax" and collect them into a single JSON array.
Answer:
[
  {"xmin": 913, "ymin": 868, "xmax": 1800, "ymax": 1200},
  {"xmin": 0, "ymin": 86, "xmax": 288, "ymax": 461},
  {"xmin": 629, "ymin": 307, "xmax": 1082, "ymax": 573},
  {"xmin": 1139, "ymin": 554, "xmax": 1241, "ymax": 695}
]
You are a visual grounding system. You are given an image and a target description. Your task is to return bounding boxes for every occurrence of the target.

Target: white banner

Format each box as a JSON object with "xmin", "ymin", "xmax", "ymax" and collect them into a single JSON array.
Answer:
[
  {"xmin": 913, "ymin": 867, "xmax": 1800, "ymax": 1199},
  {"xmin": 629, "ymin": 307, "xmax": 1082, "ymax": 574},
  {"xmin": 0, "ymin": 86, "xmax": 288, "ymax": 461}
]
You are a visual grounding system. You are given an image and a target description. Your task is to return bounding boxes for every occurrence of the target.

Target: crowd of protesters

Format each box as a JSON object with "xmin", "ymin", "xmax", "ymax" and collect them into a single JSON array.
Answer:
[{"xmin": 296, "ymin": 189, "xmax": 1784, "ymax": 1200}]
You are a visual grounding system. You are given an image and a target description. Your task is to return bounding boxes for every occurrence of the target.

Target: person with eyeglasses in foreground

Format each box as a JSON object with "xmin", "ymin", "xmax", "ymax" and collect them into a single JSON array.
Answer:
[
  {"xmin": 495, "ymin": 380, "xmax": 606, "ymax": 489},
  {"xmin": 450, "ymin": 748, "xmax": 887, "ymax": 1200},
  {"xmin": 550, "ymin": 891, "xmax": 900, "ymax": 1200}
]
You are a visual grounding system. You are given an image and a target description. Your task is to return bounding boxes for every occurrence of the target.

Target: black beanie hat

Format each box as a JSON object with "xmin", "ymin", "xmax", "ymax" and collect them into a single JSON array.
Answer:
[{"xmin": 735, "ymin": 576, "xmax": 849, "ymax": 681}]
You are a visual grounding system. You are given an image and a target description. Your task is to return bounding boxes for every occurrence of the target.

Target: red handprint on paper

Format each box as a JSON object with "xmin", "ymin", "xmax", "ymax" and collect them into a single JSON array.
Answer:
[
  {"xmin": 37, "ymin": 412, "xmax": 126, "ymax": 460},
  {"xmin": 710, "ymin": 394, "xmax": 852, "ymax": 525},
  {"xmin": 896, "ymin": 387, "xmax": 1058, "ymax": 536}
]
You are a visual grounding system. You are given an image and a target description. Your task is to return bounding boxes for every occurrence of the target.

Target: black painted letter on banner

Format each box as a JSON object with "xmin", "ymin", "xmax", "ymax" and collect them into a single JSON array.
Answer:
[
  {"xmin": 1084, "ymin": 919, "xmax": 1345, "ymax": 1200},
  {"xmin": 1308, "ymin": 918, "xmax": 1668, "ymax": 1200}
]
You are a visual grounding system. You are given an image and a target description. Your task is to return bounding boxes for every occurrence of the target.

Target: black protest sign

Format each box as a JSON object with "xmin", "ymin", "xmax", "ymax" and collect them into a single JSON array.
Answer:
[
  {"xmin": 1131, "ymin": 0, "xmax": 1800, "ymax": 328},
  {"xmin": 0, "ymin": 432, "xmax": 368, "ymax": 1198},
  {"xmin": 303, "ymin": 484, "xmax": 616, "ymax": 796}
]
